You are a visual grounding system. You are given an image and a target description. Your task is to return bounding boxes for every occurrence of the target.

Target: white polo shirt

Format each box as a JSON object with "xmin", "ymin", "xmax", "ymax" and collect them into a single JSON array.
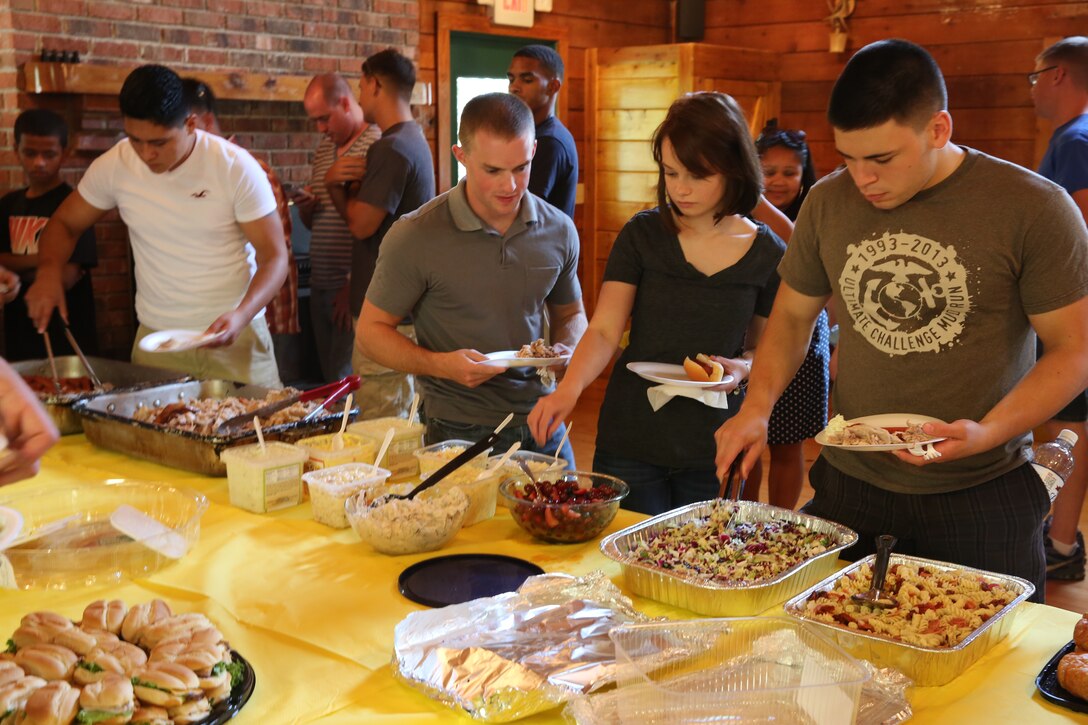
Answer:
[{"xmin": 79, "ymin": 129, "xmax": 277, "ymax": 330}]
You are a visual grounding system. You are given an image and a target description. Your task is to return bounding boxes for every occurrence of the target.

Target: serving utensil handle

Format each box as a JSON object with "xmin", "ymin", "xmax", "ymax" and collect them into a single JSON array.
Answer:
[
  {"xmin": 406, "ymin": 431, "xmax": 501, "ymax": 500},
  {"xmin": 871, "ymin": 534, "xmax": 897, "ymax": 594}
]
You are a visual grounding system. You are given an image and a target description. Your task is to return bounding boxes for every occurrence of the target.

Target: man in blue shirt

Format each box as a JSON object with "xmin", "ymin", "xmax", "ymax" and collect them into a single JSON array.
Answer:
[
  {"xmin": 1031, "ymin": 36, "xmax": 1088, "ymax": 581},
  {"xmin": 507, "ymin": 45, "xmax": 578, "ymax": 219}
]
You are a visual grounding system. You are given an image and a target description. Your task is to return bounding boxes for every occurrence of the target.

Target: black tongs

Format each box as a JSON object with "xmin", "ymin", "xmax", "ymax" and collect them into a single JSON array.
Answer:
[
  {"xmin": 378, "ymin": 431, "xmax": 502, "ymax": 504},
  {"xmin": 721, "ymin": 459, "xmax": 747, "ymax": 501}
]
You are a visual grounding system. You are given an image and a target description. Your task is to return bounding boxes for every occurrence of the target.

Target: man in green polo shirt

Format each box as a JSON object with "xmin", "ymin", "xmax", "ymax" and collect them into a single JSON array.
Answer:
[{"xmin": 357, "ymin": 93, "xmax": 586, "ymax": 463}]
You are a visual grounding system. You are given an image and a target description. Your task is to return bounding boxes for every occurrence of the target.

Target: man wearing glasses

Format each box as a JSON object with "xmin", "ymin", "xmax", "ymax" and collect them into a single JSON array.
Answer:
[{"xmin": 1030, "ymin": 36, "xmax": 1088, "ymax": 582}]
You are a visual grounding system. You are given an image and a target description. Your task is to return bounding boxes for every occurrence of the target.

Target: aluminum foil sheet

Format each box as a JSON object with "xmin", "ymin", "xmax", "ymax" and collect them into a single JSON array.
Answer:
[
  {"xmin": 783, "ymin": 553, "xmax": 1034, "ymax": 687},
  {"xmin": 599, "ymin": 500, "xmax": 858, "ymax": 616},
  {"xmin": 392, "ymin": 571, "xmax": 652, "ymax": 722}
]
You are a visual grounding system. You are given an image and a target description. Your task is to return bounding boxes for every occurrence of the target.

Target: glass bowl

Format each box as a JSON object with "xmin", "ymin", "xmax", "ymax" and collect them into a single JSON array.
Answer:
[
  {"xmin": 499, "ymin": 471, "xmax": 628, "ymax": 543},
  {"xmin": 345, "ymin": 484, "xmax": 468, "ymax": 556},
  {"xmin": 0, "ymin": 479, "xmax": 208, "ymax": 590}
]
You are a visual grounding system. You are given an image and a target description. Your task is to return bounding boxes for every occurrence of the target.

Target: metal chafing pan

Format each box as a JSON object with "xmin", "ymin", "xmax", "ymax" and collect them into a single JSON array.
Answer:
[
  {"xmin": 599, "ymin": 500, "xmax": 858, "ymax": 617},
  {"xmin": 782, "ymin": 553, "xmax": 1035, "ymax": 686},
  {"xmin": 72, "ymin": 379, "xmax": 356, "ymax": 476},
  {"xmin": 13, "ymin": 356, "xmax": 188, "ymax": 435}
]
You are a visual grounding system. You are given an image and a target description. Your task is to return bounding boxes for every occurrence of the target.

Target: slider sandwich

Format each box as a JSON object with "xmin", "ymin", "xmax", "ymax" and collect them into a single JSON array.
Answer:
[
  {"xmin": 127, "ymin": 707, "xmax": 169, "ymax": 725},
  {"xmin": 74, "ymin": 643, "xmax": 147, "ymax": 687},
  {"xmin": 77, "ymin": 673, "xmax": 135, "ymax": 725},
  {"xmin": 80, "ymin": 602, "xmax": 127, "ymax": 637},
  {"xmin": 0, "ymin": 663, "xmax": 23, "ymax": 688},
  {"xmin": 119, "ymin": 602, "xmax": 171, "ymax": 647},
  {"xmin": 130, "ymin": 663, "xmax": 201, "ymax": 709},
  {"xmin": 173, "ymin": 646, "xmax": 232, "ymax": 704},
  {"xmin": 18, "ymin": 680, "xmax": 79, "ymax": 725},
  {"xmin": 0, "ymin": 677, "xmax": 46, "ymax": 724},
  {"xmin": 13, "ymin": 646, "xmax": 77, "ymax": 682},
  {"xmin": 136, "ymin": 615, "xmax": 215, "ymax": 651}
]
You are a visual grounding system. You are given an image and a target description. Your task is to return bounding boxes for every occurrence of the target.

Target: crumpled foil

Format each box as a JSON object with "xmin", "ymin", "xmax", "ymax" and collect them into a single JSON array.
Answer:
[
  {"xmin": 392, "ymin": 570, "xmax": 651, "ymax": 722},
  {"xmin": 563, "ymin": 625, "xmax": 913, "ymax": 725}
]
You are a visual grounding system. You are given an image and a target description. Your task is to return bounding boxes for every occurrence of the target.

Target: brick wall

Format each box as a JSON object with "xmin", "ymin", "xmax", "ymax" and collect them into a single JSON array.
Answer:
[{"xmin": 0, "ymin": 0, "xmax": 419, "ymax": 359}]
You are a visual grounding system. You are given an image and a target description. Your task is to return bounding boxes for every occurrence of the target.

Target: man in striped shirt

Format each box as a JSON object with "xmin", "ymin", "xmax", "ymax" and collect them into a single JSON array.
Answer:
[{"xmin": 299, "ymin": 74, "xmax": 381, "ymax": 382}]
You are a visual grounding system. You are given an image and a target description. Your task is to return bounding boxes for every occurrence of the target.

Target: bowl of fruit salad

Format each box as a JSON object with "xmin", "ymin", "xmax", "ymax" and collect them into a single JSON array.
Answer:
[{"xmin": 499, "ymin": 471, "xmax": 628, "ymax": 543}]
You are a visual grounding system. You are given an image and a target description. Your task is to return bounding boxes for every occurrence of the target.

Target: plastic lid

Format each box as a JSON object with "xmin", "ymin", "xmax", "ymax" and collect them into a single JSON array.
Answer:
[
  {"xmin": 1059, "ymin": 429, "xmax": 1080, "ymax": 446},
  {"xmin": 398, "ymin": 554, "xmax": 544, "ymax": 607}
]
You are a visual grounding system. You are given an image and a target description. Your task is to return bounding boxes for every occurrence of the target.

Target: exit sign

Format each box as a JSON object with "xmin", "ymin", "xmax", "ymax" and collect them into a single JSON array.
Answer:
[{"xmin": 493, "ymin": 0, "xmax": 534, "ymax": 27}]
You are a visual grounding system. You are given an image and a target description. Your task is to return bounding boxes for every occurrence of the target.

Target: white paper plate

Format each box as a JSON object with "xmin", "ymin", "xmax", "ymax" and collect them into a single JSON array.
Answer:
[
  {"xmin": 0, "ymin": 507, "xmax": 24, "ymax": 550},
  {"xmin": 815, "ymin": 413, "xmax": 946, "ymax": 451},
  {"xmin": 138, "ymin": 329, "xmax": 225, "ymax": 353},
  {"xmin": 626, "ymin": 362, "xmax": 735, "ymax": 389},
  {"xmin": 483, "ymin": 350, "xmax": 571, "ymax": 368}
]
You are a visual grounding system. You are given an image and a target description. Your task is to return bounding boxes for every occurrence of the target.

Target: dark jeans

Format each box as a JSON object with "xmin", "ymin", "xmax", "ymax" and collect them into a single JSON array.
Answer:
[
  {"xmin": 423, "ymin": 414, "xmax": 576, "ymax": 470},
  {"xmin": 802, "ymin": 456, "xmax": 1050, "ymax": 603},
  {"xmin": 592, "ymin": 449, "xmax": 719, "ymax": 516}
]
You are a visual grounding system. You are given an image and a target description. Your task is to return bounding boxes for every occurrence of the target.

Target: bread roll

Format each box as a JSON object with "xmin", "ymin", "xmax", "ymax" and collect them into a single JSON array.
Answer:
[
  {"xmin": 48, "ymin": 629, "xmax": 97, "ymax": 658},
  {"xmin": 137, "ymin": 614, "xmax": 215, "ymax": 650},
  {"xmin": 131, "ymin": 663, "xmax": 200, "ymax": 708},
  {"xmin": 80, "ymin": 601, "xmax": 127, "ymax": 636},
  {"xmin": 120, "ymin": 601, "xmax": 171, "ymax": 646},
  {"xmin": 0, "ymin": 676, "xmax": 46, "ymax": 717},
  {"xmin": 13, "ymin": 646, "xmax": 77, "ymax": 682},
  {"xmin": 20, "ymin": 680, "xmax": 79, "ymax": 725},
  {"xmin": 168, "ymin": 697, "xmax": 211, "ymax": 725},
  {"xmin": 1075, "ymin": 615, "xmax": 1088, "ymax": 651},
  {"xmin": 0, "ymin": 662, "xmax": 24, "ymax": 688},
  {"xmin": 77, "ymin": 673, "xmax": 135, "ymax": 725},
  {"xmin": 128, "ymin": 705, "xmax": 170, "ymax": 725},
  {"xmin": 1060, "ymin": 651, "xmax": 1088, "ymax": 700}
]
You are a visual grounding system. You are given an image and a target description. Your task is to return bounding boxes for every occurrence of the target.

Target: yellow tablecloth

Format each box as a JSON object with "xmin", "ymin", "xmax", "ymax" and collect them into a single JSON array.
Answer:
[{"xmin": 3, "ymin": 436, "xmax": 1086, "ymax": 723}]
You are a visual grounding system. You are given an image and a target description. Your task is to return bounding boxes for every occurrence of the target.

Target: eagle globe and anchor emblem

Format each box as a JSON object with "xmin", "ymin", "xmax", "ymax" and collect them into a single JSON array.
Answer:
[{"xmin": 839, "ymin": 232, "xmax": 971, "ymax": 355}]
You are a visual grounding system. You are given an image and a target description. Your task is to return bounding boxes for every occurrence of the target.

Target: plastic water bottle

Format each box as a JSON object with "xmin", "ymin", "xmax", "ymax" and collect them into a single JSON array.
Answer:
[{"xmin": 1031, "ymin": 429, "xmax": 1078, "ymax": 501}]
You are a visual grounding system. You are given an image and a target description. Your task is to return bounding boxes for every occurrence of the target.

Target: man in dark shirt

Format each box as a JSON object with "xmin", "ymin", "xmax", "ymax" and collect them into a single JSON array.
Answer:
[
  {"xmin": 0, "ymin": 109, "xmax": 96, "ymax": 360},
  {"xmin": 507, "ymin": 45, "xmax": 578, "ymax": 219},
  {"xmin": 329, "ymin": 48, "xmax": 435, "ymax": 417}
]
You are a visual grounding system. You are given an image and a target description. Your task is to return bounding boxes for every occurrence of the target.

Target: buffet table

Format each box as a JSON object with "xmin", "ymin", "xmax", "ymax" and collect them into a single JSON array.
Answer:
[{"xmin": 2, "ymin": 436, "xmax": 1083, "ymax": 723}]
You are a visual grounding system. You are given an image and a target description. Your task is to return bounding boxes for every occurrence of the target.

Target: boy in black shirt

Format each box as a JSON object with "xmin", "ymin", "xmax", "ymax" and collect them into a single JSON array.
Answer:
[{"xmin": 0, "ymin": 109, "xmax": 97, "ymax": 360}]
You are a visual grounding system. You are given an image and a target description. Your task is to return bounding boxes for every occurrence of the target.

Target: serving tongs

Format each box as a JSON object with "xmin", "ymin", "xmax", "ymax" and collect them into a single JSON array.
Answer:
[
  {"xmin": 214, "ymin": 374, "xmax": 361, "ymax": 434},
  {"xmin": 721, "ymin": 459, "xmax": 747, "ymax": 501},
  {"xmin": 373, "ymin": 430, "xmax": 503, "ymax": 506},
  {"xmin": 852, "ymin": 534, "xmax": 898, "ymax": 608},
  {"xmin": 62, "ymin": 321, "xmax": 103, "ymax": 390}
]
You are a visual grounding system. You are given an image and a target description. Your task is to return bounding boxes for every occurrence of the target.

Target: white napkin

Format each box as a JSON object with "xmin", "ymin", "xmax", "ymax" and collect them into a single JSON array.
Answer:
[{"xmin": 646, "ymin": 384, "xmax": 731, "ymax": 412}]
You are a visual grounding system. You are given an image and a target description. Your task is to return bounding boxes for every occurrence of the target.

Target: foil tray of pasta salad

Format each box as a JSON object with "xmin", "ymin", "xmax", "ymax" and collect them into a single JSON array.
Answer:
[
  {"xmin": 598, "ymin": 500, "xmax": 857, "ymax": 616},
  {"xmin": 783, "ymin": 553, "xmax": 1034, "ymax": 686}
]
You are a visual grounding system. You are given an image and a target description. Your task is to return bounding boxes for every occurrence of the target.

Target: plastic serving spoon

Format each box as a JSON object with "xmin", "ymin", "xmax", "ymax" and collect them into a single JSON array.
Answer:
[
  {"xmin": 852, "ymin": 534, "xmax": 898, "ymax": 608},
  {"xmin": 373, "ymin": 428, "xmax": 396, "ymax": 469}
]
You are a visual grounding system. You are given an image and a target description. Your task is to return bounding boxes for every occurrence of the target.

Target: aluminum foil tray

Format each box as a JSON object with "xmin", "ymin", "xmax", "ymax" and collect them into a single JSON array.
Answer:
[
  {"xmin": 783, "ymin": 553, "xmax": 1035, "ymax": 686},
  {"xmin": 599, "ymin": 500, "xmax": 858, "ymax": 617},
  {"xmin": 73, "ymin": 379, "xmax": 355, "ymax": 476},
  {"xmin": 13, "ymin": 356, "xmax": 188, "ymax": 435}
]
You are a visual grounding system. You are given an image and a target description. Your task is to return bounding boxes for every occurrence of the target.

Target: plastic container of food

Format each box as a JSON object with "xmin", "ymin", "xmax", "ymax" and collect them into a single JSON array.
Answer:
[
  {"xmin": 295, "ymin": 433, "xmax": 377, "ymax": 473},
  {"xmin": 303, "ymin": 462, "xmax": 392, "ymax": 529},
  {"xmin": 608, "ymin": 618, "xmax": 869, "ymax": 724},
  {"xmin": 420, "ymin": 467, "xmax": 502, "ymax": 527},
  {"xmin": 414, "ymin": 439, "xmax": 492, "ymax": 478},
  {"xmin": 0, "ymin": 479, "xmax": 208, "ymax": 590},
  {"xmin": 499, "ymin": 471, "xmax": 628, "ymax": 544},
  {"xmin": 345, "ymin": 485, "xmax": 468, "ymax": 556},
  {"xmin": 220, "ymin": 442, "xmax": 308, "ymax": 513},
  {"xmin": 347, "ymin": 417, "xmax": 425, "ymax": 481}
]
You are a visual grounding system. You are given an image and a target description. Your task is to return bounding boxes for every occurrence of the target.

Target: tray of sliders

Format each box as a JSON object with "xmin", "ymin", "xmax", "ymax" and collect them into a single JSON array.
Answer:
[
  {"xmin": 73, "ymin": 379, "xmax": 357, "ymax": 476},
  {"xmin": 783, "ymin": 554, "xmax": 1034, "ymax": 686},
  {"xmin": 13, "ymin": 357, "xmax": 188, "ymax": 436},
  {"xmin": 599, "ymin": 500, "xmax": 857, "ymax": 616},
  {"xmin": 0, "ymin": 598, "xmax": 253, "ymax": 725},
  {"xmin": 1035, "ymin": 612, "xmax": 1088, "ymax": 713}
]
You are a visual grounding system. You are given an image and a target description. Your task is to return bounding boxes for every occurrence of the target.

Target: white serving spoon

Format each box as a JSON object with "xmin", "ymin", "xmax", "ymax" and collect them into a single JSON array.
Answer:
[
  {"xmin": 407, "ymin": 393, "xmax": 420, "ymax": 424},
  {"xmin": 332, "ymin": 394, "xmax": 353, "ymax": 451},
  {"xmin": 373, "ymin": 428, "xmax": 396, "ymax": 469},
  {"xmin": 554, "ymin": 422, "xmax": 573, "ymax": 466},
  {"xmin": 477, "ymin": 441, "xmax": 521, "ymax": 481},
  {"xmin": 254, "ymin": 416, "xmax": 266, "ymax": 454}
]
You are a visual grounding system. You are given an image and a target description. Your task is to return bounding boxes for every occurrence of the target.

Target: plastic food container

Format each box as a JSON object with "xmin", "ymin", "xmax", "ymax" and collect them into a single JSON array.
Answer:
[
  {"xmin": 608, "ymin": 618, "xmax": 869, "ymax": 724},
  {"xmin": 499, "ymin": 471, "xmax": 628, "ymax": 544},
  {"xmin": 414, "ymin": 439, "xmax": 492, "ymax": 478},
  {"xmin": 220, "ymin": 442, "xmax": 308, "ymax": 513},
  {"xmin": 303, "ymin": 462, "xmax": 392, "ymax": 529},
  {"xmin": 295, "ymin": 432, "xmax": 377, "ymax": 474},
  {"xmin": 783, "ymin": 554, "xmax": 1035, "ymax": 686},
  {"xmin": 420, "ymin": 467, "xmax": 502, "ymax": 527},
  {"xmin": 0, "ymin": 479, "xmax": 208, "ymax": 590},
  {"xmin": 598, "ymin": 501, "xmax": 858, "ymax": 617},
  {"xmin": 345, "ymin": 485, "xmax": 468, "ymax": 556},
  {"xmin": 347, "ymin": 417, "xmax": 425, "ymax": 481}
]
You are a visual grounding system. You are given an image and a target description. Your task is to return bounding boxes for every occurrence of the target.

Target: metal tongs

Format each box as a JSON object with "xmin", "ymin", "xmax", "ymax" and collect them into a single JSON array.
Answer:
[
  {"xmin": 374, "ymin": 430, "xmax": 502, "ymax": 505},
  {"xmin": 214, "ymin": 374, "xmax": 361, "ymax": 434},
  {"xmin": 852, "ymin": 534, "xmax": 898, "ymax": 608},
  {"xmin": 721, "ymin": 459, "xmax": 747, "ymax": 501},
  {"xmin": 62, "ymin": 321, "xmax": 103, "ymax": 390}
]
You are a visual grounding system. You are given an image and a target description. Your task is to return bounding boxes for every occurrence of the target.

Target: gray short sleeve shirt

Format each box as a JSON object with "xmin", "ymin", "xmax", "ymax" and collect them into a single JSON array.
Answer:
[{"xmin": 366, "ymin": 181, "xmax": 582, "ymax": 426}]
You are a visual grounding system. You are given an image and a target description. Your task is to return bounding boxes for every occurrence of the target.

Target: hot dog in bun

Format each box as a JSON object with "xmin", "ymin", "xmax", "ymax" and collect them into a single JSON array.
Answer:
[{"xmin": 683, "ymin": 354, "xmax": 725, "ymax": 383}]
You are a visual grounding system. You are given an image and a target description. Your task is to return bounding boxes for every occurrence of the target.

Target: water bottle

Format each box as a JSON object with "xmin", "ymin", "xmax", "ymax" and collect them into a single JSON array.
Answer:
[{"xmin": 1031, "ymin": 429, "xmax": 1078, "ymax": 501}]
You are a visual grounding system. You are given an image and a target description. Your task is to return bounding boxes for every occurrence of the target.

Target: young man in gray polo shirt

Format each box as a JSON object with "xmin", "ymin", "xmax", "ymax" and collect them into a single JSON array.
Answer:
[{"xmin": 358, "ymin": 93, "xmax": 587, "ymax": 463}]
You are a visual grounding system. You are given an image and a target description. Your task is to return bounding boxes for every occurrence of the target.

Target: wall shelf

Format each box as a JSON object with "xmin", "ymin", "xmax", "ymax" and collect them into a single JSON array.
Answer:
[{"xmin": 19, "ymin": 62, "xmax": 310, "ymax": 102}]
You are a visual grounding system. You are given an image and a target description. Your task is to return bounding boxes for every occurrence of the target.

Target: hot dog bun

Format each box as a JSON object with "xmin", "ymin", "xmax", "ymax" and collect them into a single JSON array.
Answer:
[{"xmin": 683, "ymin": 354, "xmax": 725, "ymax": 383}]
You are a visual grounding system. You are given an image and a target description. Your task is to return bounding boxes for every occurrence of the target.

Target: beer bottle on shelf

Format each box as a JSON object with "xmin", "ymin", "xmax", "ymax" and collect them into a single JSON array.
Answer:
[{"xmin": 1031, "ymin": 429, "xmax": 1078, "ymax": 501}]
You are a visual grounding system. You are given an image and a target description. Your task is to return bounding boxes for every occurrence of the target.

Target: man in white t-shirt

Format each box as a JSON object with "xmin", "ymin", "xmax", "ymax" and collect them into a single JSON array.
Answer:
[{"xmin": 25, "ymin": 65, "xmax": 288, "ymax": 386}]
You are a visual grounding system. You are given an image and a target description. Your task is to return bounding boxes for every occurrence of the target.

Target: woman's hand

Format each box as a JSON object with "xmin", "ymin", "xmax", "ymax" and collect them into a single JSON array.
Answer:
[{"xmin": 528, "ymin": 383, "xmax": 581, "ymax": 446}]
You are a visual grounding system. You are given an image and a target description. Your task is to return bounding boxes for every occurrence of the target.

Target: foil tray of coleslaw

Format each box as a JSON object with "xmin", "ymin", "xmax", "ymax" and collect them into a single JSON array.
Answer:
[
  {"xmin": 599, "ymin": 500, "xmax": 858, "ymax": 617},
  {"xmin": 783, "ymin": 553, "xmax": 1034, "ymax": 686}
]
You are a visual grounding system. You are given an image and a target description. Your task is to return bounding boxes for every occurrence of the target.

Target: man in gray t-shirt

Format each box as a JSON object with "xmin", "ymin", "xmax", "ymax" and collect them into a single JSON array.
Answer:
[
  {"xmin": 358, "ymin": 93, "xmax": 587, "ymax": 464},
  {"xmin": 325, "ymin": 49, "xmax": 435, "ymax": 417},
  {"xmin": 715, "ymin": 40, "xmax": 1088, "ymax": 601}
]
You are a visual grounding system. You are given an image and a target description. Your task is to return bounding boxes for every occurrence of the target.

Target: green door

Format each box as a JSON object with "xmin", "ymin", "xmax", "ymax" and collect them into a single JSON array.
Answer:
[{"xmin": 449, "ymin": 31, "xmax": 556, "ymax": 187}]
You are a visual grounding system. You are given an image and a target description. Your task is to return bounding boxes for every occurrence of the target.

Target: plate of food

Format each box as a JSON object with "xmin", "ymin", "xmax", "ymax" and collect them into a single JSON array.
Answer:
[
  {"xmin": 815, "ymin": 413, "xmax": 946, "ymax": 451},
  {"xmin": 626, "ymin": 356, "xmax": 735, "ymax": 389},
  {"xmin": 483, "ymin": 339, "xmax": 570, "ymax": 368},
  {"xmin": 138, "ymin": 330, "xmax": 226, "ymax": 353}
]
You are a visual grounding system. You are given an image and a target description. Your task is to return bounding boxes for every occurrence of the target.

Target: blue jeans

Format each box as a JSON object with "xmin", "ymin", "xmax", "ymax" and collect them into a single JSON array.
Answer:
[
  {"xmin": 593, "ymin": 449, "xmax": 719, "ymax": 516},
  {"xmin": 423, "ymin": 414, "xmax": 576, "ymax": 470},
  {"xmin": 310, "ymin": 287, "xmax": 354, "ymax": 382}
]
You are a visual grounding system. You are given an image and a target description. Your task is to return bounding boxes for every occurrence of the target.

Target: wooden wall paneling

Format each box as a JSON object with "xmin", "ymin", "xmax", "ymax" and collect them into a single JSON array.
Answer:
[{"xmin": 584, "ymin": 47, "xmax": 601, "ymax": 310}]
